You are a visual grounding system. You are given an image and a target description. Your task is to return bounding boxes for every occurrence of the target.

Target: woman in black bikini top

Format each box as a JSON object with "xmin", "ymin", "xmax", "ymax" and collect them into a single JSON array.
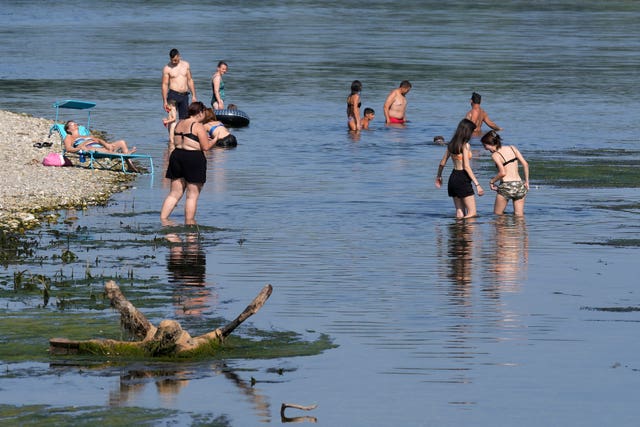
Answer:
[
  {"xmin": 173, "ymin": 123, "xmax": 199, "ymax": 142},
  {"xmin": 346, "ymin": 80, "xmax": 362, "ymax": 131},
  {"xmin": 496, "ymin": 146, "xmax": 518, "ymax": 166},
  {"xmin": 481, "ymin": 130, "xmax": 530, "ymax": 216},
  {"xmin": 161, "ymin": 101, "xmax": 217, "ymax": 225}
]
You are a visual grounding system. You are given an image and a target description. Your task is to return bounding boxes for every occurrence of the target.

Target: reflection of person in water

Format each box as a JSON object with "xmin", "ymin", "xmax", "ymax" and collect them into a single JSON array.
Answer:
[
  {"xmin": 166, "ymin": 230, "xmax": 215, "ymax": 316},
  {"xmin": 486, "ymin": 215, "xmax": 528, "ymax": 291},
  {"xmin": 442, "ymin": 219, "xmax": 479, "ymax": 308}
]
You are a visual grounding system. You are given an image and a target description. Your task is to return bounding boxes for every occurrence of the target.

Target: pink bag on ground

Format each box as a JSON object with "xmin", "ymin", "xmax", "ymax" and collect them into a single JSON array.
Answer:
[{"xmin": 42, "ymin": 153, "xmax": 72, "ymax": 167}]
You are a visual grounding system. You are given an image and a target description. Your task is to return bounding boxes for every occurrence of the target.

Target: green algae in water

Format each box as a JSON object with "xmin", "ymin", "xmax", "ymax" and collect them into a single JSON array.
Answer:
[
  {"xmin": 0, "ymin": 307, "xmax": 336, "ymax": 363},
  {"xmin": 576, "ymin": 239, "xmax": 640, "ymax": 247},
  {"xmin": 0, "ymin": 404, "xmax": 231, "ymax": 427},
  {"xmin": 0, "ymin": 230, "xmax": 39, "ymax": 267},
  {"xmin": 0, "ymin": 311, "xmax": 123, "ymax": 363},
  {"xmin": 581, "ymin": 306, "xmax": 640, "ymax": 312},
  {"xmin": 527, "ymin": 150, "xmax": 640, "ymax": 188}
]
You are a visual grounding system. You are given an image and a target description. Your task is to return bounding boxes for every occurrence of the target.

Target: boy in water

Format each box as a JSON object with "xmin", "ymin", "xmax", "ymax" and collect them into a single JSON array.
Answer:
[
  {"xmin": 163, "ymin": 99, "xmax": 177, "ymax": 148},
  {"xmin": 361, "ymin": 108, "xmax": 375, "ymax": 130}
]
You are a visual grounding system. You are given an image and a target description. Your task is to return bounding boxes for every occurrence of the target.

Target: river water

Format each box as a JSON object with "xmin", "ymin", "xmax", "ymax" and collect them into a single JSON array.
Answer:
[{"xmin": 1, "ymin": 1, "xmax": 639, "ymax": 426}]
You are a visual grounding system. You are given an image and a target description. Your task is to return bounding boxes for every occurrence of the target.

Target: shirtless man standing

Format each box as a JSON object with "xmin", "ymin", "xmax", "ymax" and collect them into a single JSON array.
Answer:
[
  {"xmin": 383, "ymin": 80, "xmax": 412, "ymax": 125},
  {"xmin": 162, "ymin": 49, "xmax": 197, "ymax": 120},
  {"xmin": 465, "ymin": 92, "xmax": 502, "ymax": 137}
]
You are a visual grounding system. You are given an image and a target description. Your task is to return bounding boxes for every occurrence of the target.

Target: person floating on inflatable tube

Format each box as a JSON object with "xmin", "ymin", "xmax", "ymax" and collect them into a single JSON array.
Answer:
[{"xmin": 202, "ymin": 108, "xmax": 237, "ymax": 148}]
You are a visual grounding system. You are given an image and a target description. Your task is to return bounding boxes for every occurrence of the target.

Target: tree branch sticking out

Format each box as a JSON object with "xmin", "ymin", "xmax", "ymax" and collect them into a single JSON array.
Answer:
[{"xmin": 49, "ymin": 280, "xmax": 273, "ymax": 357}]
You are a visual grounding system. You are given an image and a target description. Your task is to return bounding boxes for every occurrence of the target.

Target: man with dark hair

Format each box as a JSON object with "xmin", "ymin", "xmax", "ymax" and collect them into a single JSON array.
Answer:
[
  {"xmin": 383, "ymin": 80, "xmax": 412, "ymax": 125},
  {"xmin": 465, "ymin": 92, "xmax": 502, "ymax": 136},
  {"xmin": 162, "ymin": 49, "xmax": 197, "ymax": 120}
]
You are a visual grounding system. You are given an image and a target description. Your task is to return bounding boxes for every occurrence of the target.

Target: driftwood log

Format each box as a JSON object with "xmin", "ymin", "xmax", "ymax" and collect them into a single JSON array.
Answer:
[
  {"xmin": 49, "ymin": 280, "xmax": 273, "ymax": 357},
  {"xmin": 280, "ymin": 402, "xmax": 318, "ymax": 423}
]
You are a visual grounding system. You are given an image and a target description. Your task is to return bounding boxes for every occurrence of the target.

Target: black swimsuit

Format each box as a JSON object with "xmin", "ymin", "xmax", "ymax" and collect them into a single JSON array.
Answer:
[
  {"xmin": 174, "ymin": 122, "xmax": 199, "ymax": 142},
  {"xmin": 346, "ymin": 95, "xmax": 361, "ymax": 118},
  {"xmin": 497, "ymin": 147, "xmax": 518, "ymax": 166},
  {"xmin": 166, "ymin": 121, "xmax": 207, "ymax": 183}
]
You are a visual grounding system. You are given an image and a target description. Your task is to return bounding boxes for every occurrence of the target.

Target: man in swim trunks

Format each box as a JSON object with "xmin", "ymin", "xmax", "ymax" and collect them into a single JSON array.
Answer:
[
  {"xmin": 465, "ymin": 92, "xmax": 502, "ymax": 137},
  {"xmin": 383, "ymin": 80, "xmax": 411, "ymax": 125},
  {"xmin": 162, "ymin": 48, "xmax": 197, "ymax": 120}
]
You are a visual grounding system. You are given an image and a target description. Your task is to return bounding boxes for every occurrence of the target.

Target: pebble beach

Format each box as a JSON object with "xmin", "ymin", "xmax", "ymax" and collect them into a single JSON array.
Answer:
[{"xmin": 0, "ymin": 110, "xmax": 135, "ymax": 230}]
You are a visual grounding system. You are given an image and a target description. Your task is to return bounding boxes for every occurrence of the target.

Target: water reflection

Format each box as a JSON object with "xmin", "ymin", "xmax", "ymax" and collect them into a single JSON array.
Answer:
[
  {"xmin": 445, "ymin": 219, "xmax": 479, "ymax": 294},
  {"xmin": 484, "ymin": 216, "xmax": 529, "ymax": 292},
  {"xmin": 109, "ymin": 366, "xmax": 191, "ymax": 407},
  {"xmin": 166, "ymin": 228, "xmax": 217, "ymax": 317},
  {"xmin": 108, "ymin": 363, "xmax": 270, "ymax": 422}
]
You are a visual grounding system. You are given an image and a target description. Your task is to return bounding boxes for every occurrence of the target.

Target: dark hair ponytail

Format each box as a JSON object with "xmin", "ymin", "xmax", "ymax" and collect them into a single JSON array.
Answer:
[
  {"xmin": 481, "ymin": 130, "xmax": 502, "ymax": 149},
  {"xmin": 188, "ymin": 101, "xmax": 206, "ymax": 117}
]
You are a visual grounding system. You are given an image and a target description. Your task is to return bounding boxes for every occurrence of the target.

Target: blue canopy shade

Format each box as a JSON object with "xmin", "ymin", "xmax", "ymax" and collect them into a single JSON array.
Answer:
[
  {"xmin": 52, "ymin": 100, "xmax": 96, "ymax": 110},
  {"xmin": 52, "ymin": 99, "xmax": 97, "ymax": 127}
]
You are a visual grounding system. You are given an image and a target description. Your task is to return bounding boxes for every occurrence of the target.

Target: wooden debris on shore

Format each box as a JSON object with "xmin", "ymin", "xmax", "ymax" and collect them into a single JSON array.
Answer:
[{"xmin": 49, "ymin": 280, "xmax": 272, "ymax": 357}]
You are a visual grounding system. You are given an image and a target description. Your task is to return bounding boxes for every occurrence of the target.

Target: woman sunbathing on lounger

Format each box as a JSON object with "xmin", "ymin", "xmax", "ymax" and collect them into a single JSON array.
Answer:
[{"xmin": 63, "ymin": 121, "xmax": 139, "ymax": 172}]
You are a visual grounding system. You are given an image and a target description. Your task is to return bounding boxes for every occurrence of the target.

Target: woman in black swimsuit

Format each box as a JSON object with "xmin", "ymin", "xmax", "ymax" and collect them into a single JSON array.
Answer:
[
  {"xmin": 161, "ymin": 101, "xmax": 217, "ymax": 225},
  {"xmin": 481, "ymin": 130, "xmax": 530, "ymax": 216},
  {"xmin": 346, "ymin": 80, "xmax": 362, "ymax": 132}
]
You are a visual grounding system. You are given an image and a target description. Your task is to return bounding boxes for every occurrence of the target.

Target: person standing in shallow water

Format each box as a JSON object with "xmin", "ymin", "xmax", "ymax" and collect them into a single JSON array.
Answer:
[
  {"xmin": 161, "ymin": 102, "xmax": 216, "ymax": 225},
  {"xmin": 383, "ymin": 80, "xmax": 411, "ymax": 125},
  {"xmin": 211, "ymin": 61, "xmax": 228, "ymax": 110},
  {"xmin": 162, "ymin": 48, "xmax": 197, "ymax": 120},
  {"xmin": 465, "ymin": 92, "xmax": 502, "ymax": 137},
  {"xmin": 481, "ymin": 130, "xmax": 529, "ymax": 216},
  {"xmin": 346, "ymin": 80, "xmax": 362, "ymax": 131},
  {"xmin": 435, "ymin": 118, "xmax": 484, "ymax": 218}
]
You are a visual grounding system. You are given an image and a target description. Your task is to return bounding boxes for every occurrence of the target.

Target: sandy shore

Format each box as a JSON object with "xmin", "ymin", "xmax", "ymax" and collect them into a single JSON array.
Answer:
[{"xmin": 0, "ymin": 110, "xmax": 136, "ymax": 230}]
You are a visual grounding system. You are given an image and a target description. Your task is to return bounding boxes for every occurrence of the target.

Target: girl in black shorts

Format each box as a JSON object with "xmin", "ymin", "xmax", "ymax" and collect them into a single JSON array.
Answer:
[{"xmin": 435, "ymin": 119, "xmax": 484, "ymax": 218}]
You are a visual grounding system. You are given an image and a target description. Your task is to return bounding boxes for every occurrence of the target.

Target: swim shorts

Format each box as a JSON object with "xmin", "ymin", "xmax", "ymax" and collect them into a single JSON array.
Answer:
[
  {"xmin": 497, "ymin": 181, "xmax": 528, "ymax": 201},
  {"xmin": 388, "ymin": 116, "xmax": 405, "ymax": 124},
  {"xmin": 447, "ymin": 169, "xmax": 474, "ymax": 198},
  {"xmin": 167, "ymin": 89, "xmax": 190, "ymax": 120},
  {"xmin": 165, "ymin": 148, "xmax": 207, "ymax": 183}
]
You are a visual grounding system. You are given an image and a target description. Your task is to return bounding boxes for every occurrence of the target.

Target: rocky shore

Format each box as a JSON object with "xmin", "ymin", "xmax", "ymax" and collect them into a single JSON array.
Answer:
[{"xmin": 0, "ymin": 110, "xmax": 136, "ymax": 231}]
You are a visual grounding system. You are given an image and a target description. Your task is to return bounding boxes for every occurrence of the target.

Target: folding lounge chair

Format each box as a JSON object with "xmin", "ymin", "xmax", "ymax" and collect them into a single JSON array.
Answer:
[{"xmin": 48, "ymin": 99, "xmax": 154, "ymax": 174}]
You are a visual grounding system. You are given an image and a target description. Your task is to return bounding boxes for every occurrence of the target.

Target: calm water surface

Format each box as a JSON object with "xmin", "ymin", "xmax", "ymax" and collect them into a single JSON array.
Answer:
[{"xmin": 1, "ymin": 1, "xmax": 639, "ymax": 426}]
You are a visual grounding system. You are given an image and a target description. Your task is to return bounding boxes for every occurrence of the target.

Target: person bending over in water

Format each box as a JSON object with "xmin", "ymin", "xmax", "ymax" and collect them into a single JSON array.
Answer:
[
  {"xmin": 201, "ymin": 108, "xmax": 237, "ymax": 148},
  {"xmin": 63, "ymin": 121, "xmax": 139, "ymax": 172},
  {"xmin": 346, "ymin": 80, "xmax": 362, "ymax": 131},
  {"xmin": 465, "ymin": 92, "xmax": 502, "ymax": 137},
  {"xmin": 481, "ymin": 130, "xmax": 529, "ymax": 216},
  {"xmin": 435, "ymin": 118, "xmax": 484, "ymax": 218}
]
